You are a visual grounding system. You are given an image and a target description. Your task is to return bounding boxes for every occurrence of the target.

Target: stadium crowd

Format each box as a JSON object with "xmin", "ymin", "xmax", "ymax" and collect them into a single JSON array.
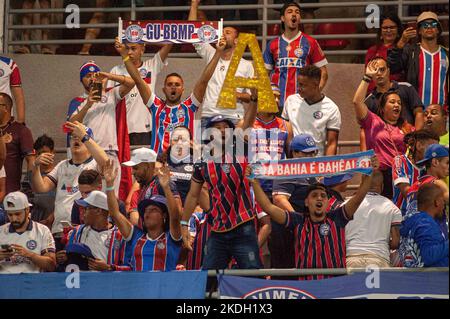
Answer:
[{"xmin": 0, "ymin": 1, "xmax": 448, "ymax": 278}]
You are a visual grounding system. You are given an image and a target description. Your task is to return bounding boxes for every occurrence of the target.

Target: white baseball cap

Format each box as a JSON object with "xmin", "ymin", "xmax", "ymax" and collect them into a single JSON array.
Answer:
[
  {"xmin": 3, "ymin": 191, "xmax": 33, "ymax": 211},
  {"xmin": 122, "ymin": 147, "xmax": 157, "ymax": 167},
  {"xmin": 75, "ymin": 190, "xmax": 108, "ymax": 211}
]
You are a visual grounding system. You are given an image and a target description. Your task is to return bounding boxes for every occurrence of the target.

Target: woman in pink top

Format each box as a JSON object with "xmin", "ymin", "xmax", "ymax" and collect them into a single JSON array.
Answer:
[
  {"xmin": 353, "ymin": 59, "xmax": 414, "ymax": 199},
  {"xmin": 365, "ymin": 13, "xmax": 405, "ymax": 92}
]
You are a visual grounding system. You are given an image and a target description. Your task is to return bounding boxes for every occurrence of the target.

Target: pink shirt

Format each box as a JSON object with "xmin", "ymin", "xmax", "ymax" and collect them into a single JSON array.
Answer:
[{"xmin": 360, "ymin": 111, "xmax": 406, "ymax": 170}]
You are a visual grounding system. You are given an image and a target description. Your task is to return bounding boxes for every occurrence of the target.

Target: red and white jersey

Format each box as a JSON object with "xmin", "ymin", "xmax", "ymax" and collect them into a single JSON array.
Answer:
[
  {"xmin": 108, "ymin": 53, "xmax": 167, "ymax": 134},
  {"xmin": 0, "ymin": 56, "xmax": 22, "ymax": 97},
  {"xmin": 417, "ymin": 46, "xmax": 448, "ymax": 106},
  {"xmin": 264, "ymin": 32, "xmax": 327, "ymax": 106}
]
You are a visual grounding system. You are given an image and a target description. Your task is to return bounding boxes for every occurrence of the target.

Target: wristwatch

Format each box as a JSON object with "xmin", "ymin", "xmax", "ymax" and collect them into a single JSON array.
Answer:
[{"xmin": 81, "ymin": 134, "xmax": 91, "ymax": 143}]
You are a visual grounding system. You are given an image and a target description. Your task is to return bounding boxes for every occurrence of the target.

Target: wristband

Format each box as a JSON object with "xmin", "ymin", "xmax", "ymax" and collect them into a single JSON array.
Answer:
[
  {"xmin": 122, "ymin": 55, "xmax": 130, "ymax": 62},
  {"xmin": 81, "ymin": 134, "xmax": 91, "ymax": 143},
  {"xmin": 105, "ymin": 186, "xmax": 115, "ymax": 192},
  {"xmin": 180, "ymin": 220, "xmax": 189, "ymax": 227},
  {"xmin": 362, "ymin": 75, "xmax": 372, "ymax": 83}
]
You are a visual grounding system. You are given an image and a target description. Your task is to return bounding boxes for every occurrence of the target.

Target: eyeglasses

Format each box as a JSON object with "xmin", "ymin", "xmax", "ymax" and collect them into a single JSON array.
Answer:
[
  {"xmin": 381, "ymin": 26, "xmax": 397, "ymax": 31},
  {"xmin": 420, "ymin": 21, "xmax": 439, "ymax": 29}
]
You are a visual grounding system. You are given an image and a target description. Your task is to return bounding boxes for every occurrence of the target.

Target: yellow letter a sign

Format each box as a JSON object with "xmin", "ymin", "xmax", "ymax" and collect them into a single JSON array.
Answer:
[{"xmin": 217, "ymin": 33, "xmax": 278, "ymax": 113}]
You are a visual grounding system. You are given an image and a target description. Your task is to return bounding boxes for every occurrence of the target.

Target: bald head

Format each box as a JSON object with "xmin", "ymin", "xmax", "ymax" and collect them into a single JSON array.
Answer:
[{"xmin": 417, "ymin": 183, "xmax": 445, "ymax": 218}]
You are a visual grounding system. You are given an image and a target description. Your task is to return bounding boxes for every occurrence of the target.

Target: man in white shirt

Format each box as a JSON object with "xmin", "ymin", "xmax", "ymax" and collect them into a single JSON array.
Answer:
[
  {"xmin": 282, "ymin": 65, "xmax": 341, "ymax": 156},
  {"xmin": 345, "ymin": 170, "xmax": 402, "ymax": 267},
  {"xmin": 108, "ymin": 43, "xmax": 172, "ymax": 146},
  {"xmin": 56, "ymin": 190, "xmax": 129, "ymax": 272},
  {"xmin": 189, "ymin": 1, "xmax": 254, "ymax": 128},
  {"xmin": 31, "ymin": 121, "xmax": 108, "ymax": 249},
  {"xmin": 0, "ymin": 191, "xmax": 55, "ymax": 273}
]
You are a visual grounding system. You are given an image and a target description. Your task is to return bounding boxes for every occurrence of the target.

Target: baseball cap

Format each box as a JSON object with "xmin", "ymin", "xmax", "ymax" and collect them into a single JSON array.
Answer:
[
  {"xmin": 137, "ymin": 195, "xmax": 168, "ymax": 219},
  {"xmin": 323, "ymin": 174, "xmax": 353, "ymax": 187},
  {"xmin": 65, "ymin": 243, "xmax": 95, "ymax": 259},
  {"xmin": 122, "ymin": 148, "xmax": 157, "ymax": 166},
  {"xmin": 416, "ymin": 144, "xmax": 449, "ymax": 166},
  {"xmin": 3, "ymin": 191, "xmax": 32, "ymax": 211},
  {"xmin": 75, "ymin": 190, "xmax": 108, "ymax": 211},
  {"xmin": 79, "ymin": 61, "xmax": 100, "ymax": 82},
  {"xmin": 417, "ymin": 11, "xmax": 442, "ymax": 32},
  {"xmin": 290, "ymin": 134, "xmax": 318, "ymax": 153},
  {"xmin": 205, "ymin": 115, "xmax": 236, "ymax": 129}
]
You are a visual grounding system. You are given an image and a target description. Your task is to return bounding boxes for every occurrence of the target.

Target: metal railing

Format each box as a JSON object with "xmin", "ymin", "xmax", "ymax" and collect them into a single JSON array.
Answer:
[{"xmin": 3, "ymin": 0, "xmax": 448, "ymax": 56}]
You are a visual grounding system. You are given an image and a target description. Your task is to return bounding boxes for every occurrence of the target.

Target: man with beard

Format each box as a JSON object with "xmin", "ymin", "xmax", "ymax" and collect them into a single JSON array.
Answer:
[
  {"xmin": 263, "ymin": 1, "xmax": 328, "ymax": 109},
  {"xmin": 189, "ymin": 1, "xmax": 254, "ymax": 129},
  {"xmin": 115, "ymin": 35, "xmax": 225, "ymax": 154},
  {"xmin": 123, "ymin": 147, "xmax": 181, "ymax": 227},
  {"xmin": 249, "ymin": 156, "xmax": 378, "ymax": 279},
  {"xmin": 388, "ymin": 11, "xmax": 448, "ymax": 106},
  {"xmin": 0, "ymin": 191, "xmax": 55, "ymax": 273}
]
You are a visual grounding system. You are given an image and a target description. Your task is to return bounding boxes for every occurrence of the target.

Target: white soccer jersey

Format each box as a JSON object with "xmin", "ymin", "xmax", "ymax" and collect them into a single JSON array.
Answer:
[
  {"xmin": 0, "ymin": 221, "xmax": 55, "ymax": 273},
  {"xmin": 345, "ymin": 193, "xmax": 403, "ymax": 262},
  {"xmin": 0, "ymin": 56, "xmax": 22, "ymax": 98},
  {"xmin": 47, "ymin": 157, "xmax": 98, "ymax": 234},
  {"xmin": 108, "ymin": 53, "xmax": 167, "ymax": 134},
  {"xmin": 68, "ymin": 226, "xmax": 115, "ymax": 262},
  {"xmin": 193, "ymin": 43, "xmax": 254, "ymax": 120},
  {"xmin": 72, "ymin": 86, "xmax": 121, "ymax": 152},
  {"xmin": 282, "ymin": 94, "xmax": 341, "ymax": 156}
]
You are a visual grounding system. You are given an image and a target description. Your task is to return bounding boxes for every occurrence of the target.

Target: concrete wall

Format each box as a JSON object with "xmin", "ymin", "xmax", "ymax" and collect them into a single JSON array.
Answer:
[{"xmin": 11, "ymin": 53, "xmax": 364, "ymax": 160}]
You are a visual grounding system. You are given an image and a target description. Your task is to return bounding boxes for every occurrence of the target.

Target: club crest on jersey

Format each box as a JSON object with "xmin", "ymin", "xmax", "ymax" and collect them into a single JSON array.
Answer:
[
  {"xmin": 294, "ymin": 48, "xmax": 303, "ymax": 58},
  {"xmin": 157, "ymin": 241, "xmax": 166, "ymax": 250},
  {"xmin": 222, "ymin": 164, "xmax": 230, "ymax": 174},
  {"xmin": 26, "ymin": 240, "xmax": 37, "ymax": 250},
  {"xmin": 0, "ymin": 69, "xmax": 4, "ymax": 77},
  {"xmin": 125, "ymin": 24, "xmax": 144, "ymax": 43},
  {"xmin": 198, "ymin": 25, "xmax": 217, "ymax": 43},
  {"xmin": 176, "ymin": 109, "xmax": 185, "ymax": 119},
  {"xmin": 101, "ymin": 95, "xmax": 107, "ymax": 103},
  {"xmin": 319, "ymin": 223, "xmax": 330, "ymax": 236},
  {"xmin": 313, "ymin": 111, "xmax": 323, "ymax": 119},
  {"xmin": 140, "ymin": 68, "xmax": 148, "ymax": 78}
]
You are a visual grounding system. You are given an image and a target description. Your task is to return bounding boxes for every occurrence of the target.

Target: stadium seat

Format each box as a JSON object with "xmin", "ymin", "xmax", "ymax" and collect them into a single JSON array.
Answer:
[{"xmin": 315, "ymin": 23, "xmax": 357, "ymax": 50}]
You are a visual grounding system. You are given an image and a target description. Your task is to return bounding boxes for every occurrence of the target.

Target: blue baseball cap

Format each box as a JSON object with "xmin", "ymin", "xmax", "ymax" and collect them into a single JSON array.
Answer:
[
  {"xmin": 323, "ymin": 173, "xmax": 353, "ymax": 187},
  {"xmin": 138, "ymin": 195, "xmax": 168, "ymax": 219},
  {"xmin": 416, "ymin": 144, "xmax": 449, "ymax": 166},
  {"xmin": 290, "ymin": 134, "xmax": 318, "ymax": 153},
  {"xmin": 65, "ymin": 243, "xmax": 94, "ymax": 259},
  {"xmin": 79, "ymin": 61, "xmax": 100, "ymax": 82},
  {"xmin": 205, "ymin": 115, "xmax": 235, "ymax": 129}
]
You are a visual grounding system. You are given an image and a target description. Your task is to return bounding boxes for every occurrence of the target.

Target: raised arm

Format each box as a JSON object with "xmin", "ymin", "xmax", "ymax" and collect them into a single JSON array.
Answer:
[
  {"xmin": 69, "ymin": 88, "xmax": 98, "ymax": 123},
  {"xmin": 115, "ymin": 37, "xmax": 151, "ymax": 105},
  {"xmin": 319, "ymin": 65, "xmax": 328, "ymax": 92},
  {"xmin": 102, "ymin": 159, "xmax": 133, "ymax": 238},
  {"xmin": 96, "ymin": 71, "xmax": 135, "ymax": 99},
  {"xmin": 188, "ymin": 0, "xmax": 200, "ymax": 20},
  {"xmin": 180, "ymin": 179, "xmax": 204, "ymax": 251},
  {"xmin": 64, "ymin": 121, "xmax": 108, "ymax": 167},
  {"xmin": 352, "ymin": 60, "xmax": 379, "ymax": 121},
  {"xmin": 343, "ymin": 156, "xmax": 378, "ymax": 219},
  {"xmin": 157, "ymin": 165, "xmax": 181, "ymax": 240},
  {"xmin": 246, "ymin": 166, "xmax": 287, "ymax": 225},
  {"xmin": 31, "ymin": 154, "xmax": 56, "ymax": 193},
  {"xmin": 239, "ymin": 88, "xmax": 258, "ymax": 132},
  {"xmin": 192, "ymin": 36, "xmax": 226, "ymax": 103}
]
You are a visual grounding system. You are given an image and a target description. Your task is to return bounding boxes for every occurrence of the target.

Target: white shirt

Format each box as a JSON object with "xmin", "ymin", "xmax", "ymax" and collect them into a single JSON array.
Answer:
[
  {"xmin": 0, "ymin": 221, "xmax": 55, "ymax": 273},
  {"xmin": 193, "ymin": 43, "xmax": 254, "ymax": 119},
  {"xmin": 282, "ymin": 94, "xmax": 341, "ymax": 155},
  {"xmin": 72, "ymin": 86, "xmax": 121, "ymax": 152},
  {"xmin": 47, "ymin": 157, "xmax": 98, "ymax": 234},
  {"xmin": 68, "ymin": 225, "xmax": 116, "ymax": 262},
  {"xmin": 345, "ymin": 193, "xmax": 402, "ymax": 262},
  {"xmin": 108, "ymin": 53, "xmax": 167, "ymax": 134}
]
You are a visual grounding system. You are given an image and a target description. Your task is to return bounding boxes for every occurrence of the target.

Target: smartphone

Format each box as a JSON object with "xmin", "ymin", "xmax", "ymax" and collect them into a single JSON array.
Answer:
[
  {"xmin": 91, "ymin": 81, "xmax": 103, "ymax": 100},
  {"xmin": 406, "ymin": 21, "xmax": 417, "ymax": 30},
  {"xmin": 61, "ymin": 221, "xmax": 73, "ymax": 228},
  {"xmin": 1, "ymin": 244, "xmax": 13, "ymax": 252}
]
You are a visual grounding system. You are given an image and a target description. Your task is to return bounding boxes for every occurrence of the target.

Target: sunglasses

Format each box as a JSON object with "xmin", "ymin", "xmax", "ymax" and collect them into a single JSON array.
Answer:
[{"xmin": 420, "ymin": 21, "xmax": 439, "ymax": 29}]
